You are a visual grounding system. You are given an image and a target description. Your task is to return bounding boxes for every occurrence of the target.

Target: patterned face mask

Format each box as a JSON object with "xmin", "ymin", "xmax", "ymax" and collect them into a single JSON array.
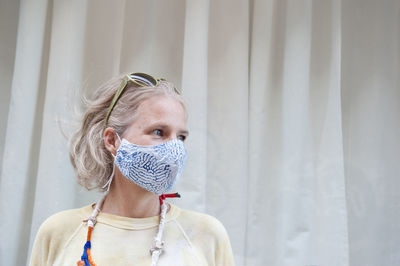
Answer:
[{"xmin": 114, "ymin": 135, "xmax": 187, "ymax": 195}]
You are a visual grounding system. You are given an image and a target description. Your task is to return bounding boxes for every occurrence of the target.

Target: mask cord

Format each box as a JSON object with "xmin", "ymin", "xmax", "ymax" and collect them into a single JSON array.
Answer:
[
  {"xmin": 115, "ymin": 132, "xmax": 122, "ymax": 142},
  {"xmin": 102, "ymin": 160, "xmax": 115, "ymax": 192},
  {"xmin": 150, "ymin": 193, "xmax": 181, "ymax": 265},
  {"xmin": 102, "ymin": 131, "xmax": 120, "ymax": 193}
]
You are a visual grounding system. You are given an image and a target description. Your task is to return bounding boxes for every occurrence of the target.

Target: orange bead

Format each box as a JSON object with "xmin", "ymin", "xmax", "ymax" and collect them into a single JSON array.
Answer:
[
  {"xmin": 87, "ymin": 226, "xmax": 93, "ymax": 241},
  {"xmin": 87, "ymin": 248, "xmax": 96, "ymax": 266}
]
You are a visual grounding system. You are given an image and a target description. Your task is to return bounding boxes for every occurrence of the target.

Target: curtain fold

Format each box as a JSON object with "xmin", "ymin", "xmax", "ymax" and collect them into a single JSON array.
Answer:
[
  {"xmin": 179, "ymin": 0, "xmax": 210, "ymax": 212},
  {"xmin": 0, "ymin": 0, "xmax": 51, "ymax": 265},
  {"xmin": 206, "ymin": 0, "xmax": 250, "ymax": 264},
  {"xmin": 341, "ymin": 0, "xmax": 400, "ymax": 265},
  {"xmin": 246, "ymin": 1, "xmax": 348, "ymax": 265},
  {"xmin": 0, "ymin": 0, "xmax": 399, "ymax": 265}
]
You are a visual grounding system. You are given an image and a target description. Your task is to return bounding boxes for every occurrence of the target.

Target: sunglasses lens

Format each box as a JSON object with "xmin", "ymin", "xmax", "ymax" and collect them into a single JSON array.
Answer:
[{"xmin": 130, "ymin": 73, "xmax": 158, "ymax": 87}]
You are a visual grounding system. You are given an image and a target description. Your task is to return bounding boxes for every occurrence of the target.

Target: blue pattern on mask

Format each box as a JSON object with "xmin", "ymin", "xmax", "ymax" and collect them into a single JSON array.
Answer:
[{"xmin": 115, "ymin": 138, "xmax": 187, "ymax": 195}]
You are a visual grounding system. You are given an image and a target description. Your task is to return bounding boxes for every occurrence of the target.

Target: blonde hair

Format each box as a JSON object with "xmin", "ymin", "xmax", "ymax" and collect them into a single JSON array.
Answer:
[{"xmin": 69, "ymin": 74, "xmax": 186, "ymax": 191}]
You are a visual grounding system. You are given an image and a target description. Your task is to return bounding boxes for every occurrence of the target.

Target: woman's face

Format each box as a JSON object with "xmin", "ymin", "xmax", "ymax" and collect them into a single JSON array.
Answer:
[{"xmin": 120, "ymin": 95, "xmax": 188, "ymax": 146}]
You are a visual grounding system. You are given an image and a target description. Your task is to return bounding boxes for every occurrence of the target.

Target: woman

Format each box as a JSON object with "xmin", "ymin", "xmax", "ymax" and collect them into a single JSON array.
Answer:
[{"xmin": 30, "ymin": 73, "xmax": 235, "ymax": 265}]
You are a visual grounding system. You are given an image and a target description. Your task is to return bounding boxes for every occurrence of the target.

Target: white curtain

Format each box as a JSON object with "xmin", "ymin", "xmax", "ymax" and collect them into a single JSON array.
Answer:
[{"xmin": 1, "ymin": 0, "xmax": 399, "ymax": 265}]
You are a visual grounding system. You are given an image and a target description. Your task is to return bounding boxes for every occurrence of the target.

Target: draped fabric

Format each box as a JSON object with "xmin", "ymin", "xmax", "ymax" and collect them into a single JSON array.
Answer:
[{"xmin": 0, "ymin": 0, "xmax": 399, "ymax": 265}]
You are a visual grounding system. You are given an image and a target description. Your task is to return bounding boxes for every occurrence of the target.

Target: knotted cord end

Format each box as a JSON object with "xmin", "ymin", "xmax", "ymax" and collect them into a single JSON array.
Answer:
[
  {"xmin": 159, "ymin": 192, "xmax": 181, "ymax": 205},
  {"xmin": 150, "ymin": 239, "xmax": 165, "ymax": 255}
]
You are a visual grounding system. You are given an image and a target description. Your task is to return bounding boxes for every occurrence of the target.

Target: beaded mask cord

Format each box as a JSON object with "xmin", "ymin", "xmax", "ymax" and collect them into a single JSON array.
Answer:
[{"xmin": 77, "ymin": 192, "xmax": 180, "ymax": 266}]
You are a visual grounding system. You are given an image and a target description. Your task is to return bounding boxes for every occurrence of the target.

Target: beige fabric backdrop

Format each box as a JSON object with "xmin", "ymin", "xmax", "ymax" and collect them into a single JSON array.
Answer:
[{"xmin": 1, "ymin": 0, "xmax": 399, "ymax": 265}]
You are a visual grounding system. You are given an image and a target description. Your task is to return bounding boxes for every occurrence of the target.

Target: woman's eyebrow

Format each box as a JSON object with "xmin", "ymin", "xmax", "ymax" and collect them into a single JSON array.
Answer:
[
  {"xmin": 179, "ymin": 129, "xmax": 189, "ymax": 135},
  {"xmin": 145, "ymin": 122, "xmax": 169, "ymax": 130},
  {"xmin": 145, "ymin": 122, "xmax": 189, "ymax": 135}
]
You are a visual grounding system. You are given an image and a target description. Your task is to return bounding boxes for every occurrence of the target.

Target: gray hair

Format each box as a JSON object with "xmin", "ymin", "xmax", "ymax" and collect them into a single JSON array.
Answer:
[{"xmin": 69, "ymin": 74, "xmax": 186, "ymax": 191}]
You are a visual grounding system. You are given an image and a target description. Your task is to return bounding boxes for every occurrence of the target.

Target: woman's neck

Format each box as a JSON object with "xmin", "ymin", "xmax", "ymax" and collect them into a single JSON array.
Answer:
[{"xmin": 101, "ymin": 170, "xmax": 161, "ymax": 218}]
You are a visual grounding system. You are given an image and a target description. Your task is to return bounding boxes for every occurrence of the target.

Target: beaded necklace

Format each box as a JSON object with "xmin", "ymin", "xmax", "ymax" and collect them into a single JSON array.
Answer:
[{"xmin": 76, "ymin": 192, "xmax": 180, "ymax": 266}]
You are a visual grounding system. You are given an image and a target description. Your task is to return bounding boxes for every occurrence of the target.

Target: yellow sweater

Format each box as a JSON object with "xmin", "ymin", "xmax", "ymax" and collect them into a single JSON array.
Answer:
[{"xmin": 30, "ymin": 203, "xmax": 235, "ymax": 265}]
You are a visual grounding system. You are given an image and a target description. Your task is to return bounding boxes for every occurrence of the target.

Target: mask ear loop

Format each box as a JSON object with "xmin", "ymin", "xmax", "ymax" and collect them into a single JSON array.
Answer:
[
  {"xmin": 115, "ymin": 132, "xmax": 122, "ymax": 142},
  {"xmin": 102, "ymin": 164, "xmax": 115, "ymax": 192},
  {"xmin": 102, "ymin": 131, "xmax": 121, "ymax": 193}
]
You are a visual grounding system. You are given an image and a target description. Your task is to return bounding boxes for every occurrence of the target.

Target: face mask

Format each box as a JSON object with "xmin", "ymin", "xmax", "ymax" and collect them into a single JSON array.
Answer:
[{"xmin": 113, "ymin": 135, "xmax": 187, "ymax": 195}]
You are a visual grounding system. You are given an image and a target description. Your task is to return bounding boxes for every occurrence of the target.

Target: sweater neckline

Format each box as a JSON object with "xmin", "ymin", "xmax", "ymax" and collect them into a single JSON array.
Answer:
[{"xmin": 80, "ymin": 203, "xmax": 181, "ymax": 230}]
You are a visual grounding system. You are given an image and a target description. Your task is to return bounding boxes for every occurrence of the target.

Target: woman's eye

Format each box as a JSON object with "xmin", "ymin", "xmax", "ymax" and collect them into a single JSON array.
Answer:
[
  {"xmin": 177, "ymin": 135, "xmax": 186, "ymax": 141},
  {"xmin": 152, "ymin": 129, "xmax": 162, "ymax": 136}
]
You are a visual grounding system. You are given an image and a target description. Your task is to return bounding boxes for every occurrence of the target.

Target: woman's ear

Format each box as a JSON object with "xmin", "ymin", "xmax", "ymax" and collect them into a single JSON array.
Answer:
[{"xmin": 104, "ymin": 127, "xmax": 120, "ymax": 156}]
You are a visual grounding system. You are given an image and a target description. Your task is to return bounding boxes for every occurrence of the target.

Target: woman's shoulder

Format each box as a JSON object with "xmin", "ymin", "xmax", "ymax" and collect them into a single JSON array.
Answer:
[
  {"xmin": 172, "ymin": 204, "xmax": 230, "ymax": 242},
  {"xmin": 30, "ymin": 205, "xmax": 92, "ymax": 265},
  {"xmin": 171, "ymin": 205, "xmax": 235, "ymax": 265},
  {"xmin": 38, "ymin": 205, "xmax": 91, "ymax": 233},
  {"xmin": 33, "ymin": 204, "xmax": 92, "ymax": 247},
  {"xmin": 175, "ymin": 206, "xmax": 224, "ymax": 225}
]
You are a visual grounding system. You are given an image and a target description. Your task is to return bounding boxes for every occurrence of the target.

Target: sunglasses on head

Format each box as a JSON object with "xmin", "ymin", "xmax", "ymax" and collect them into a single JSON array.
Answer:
[{"xmin": 104, "ymin": 72, "xmax": 181, "ymax": 127}]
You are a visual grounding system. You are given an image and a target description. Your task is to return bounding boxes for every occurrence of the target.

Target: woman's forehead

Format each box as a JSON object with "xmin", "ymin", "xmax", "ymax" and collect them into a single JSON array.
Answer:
[{"xmin": 133, "ymin": 96, "xmax": 187, "ymax": 127}]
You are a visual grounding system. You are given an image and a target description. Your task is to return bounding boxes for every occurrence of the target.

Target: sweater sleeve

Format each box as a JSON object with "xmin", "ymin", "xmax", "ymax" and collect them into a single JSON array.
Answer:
[
  {"xmin": 176, "ymin": 209, "xmax": 236, "ymax": 266},
  {"xmin": 29, "ymin": 208, "xmax": 85, "ymax": 266},
  {"xmin": 212, "ymin": 218, "xmax": 235, "ymax": 266},
  {"xmin": 29, "ymin": 217, "xmax": 56, "ymax": 266}
]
